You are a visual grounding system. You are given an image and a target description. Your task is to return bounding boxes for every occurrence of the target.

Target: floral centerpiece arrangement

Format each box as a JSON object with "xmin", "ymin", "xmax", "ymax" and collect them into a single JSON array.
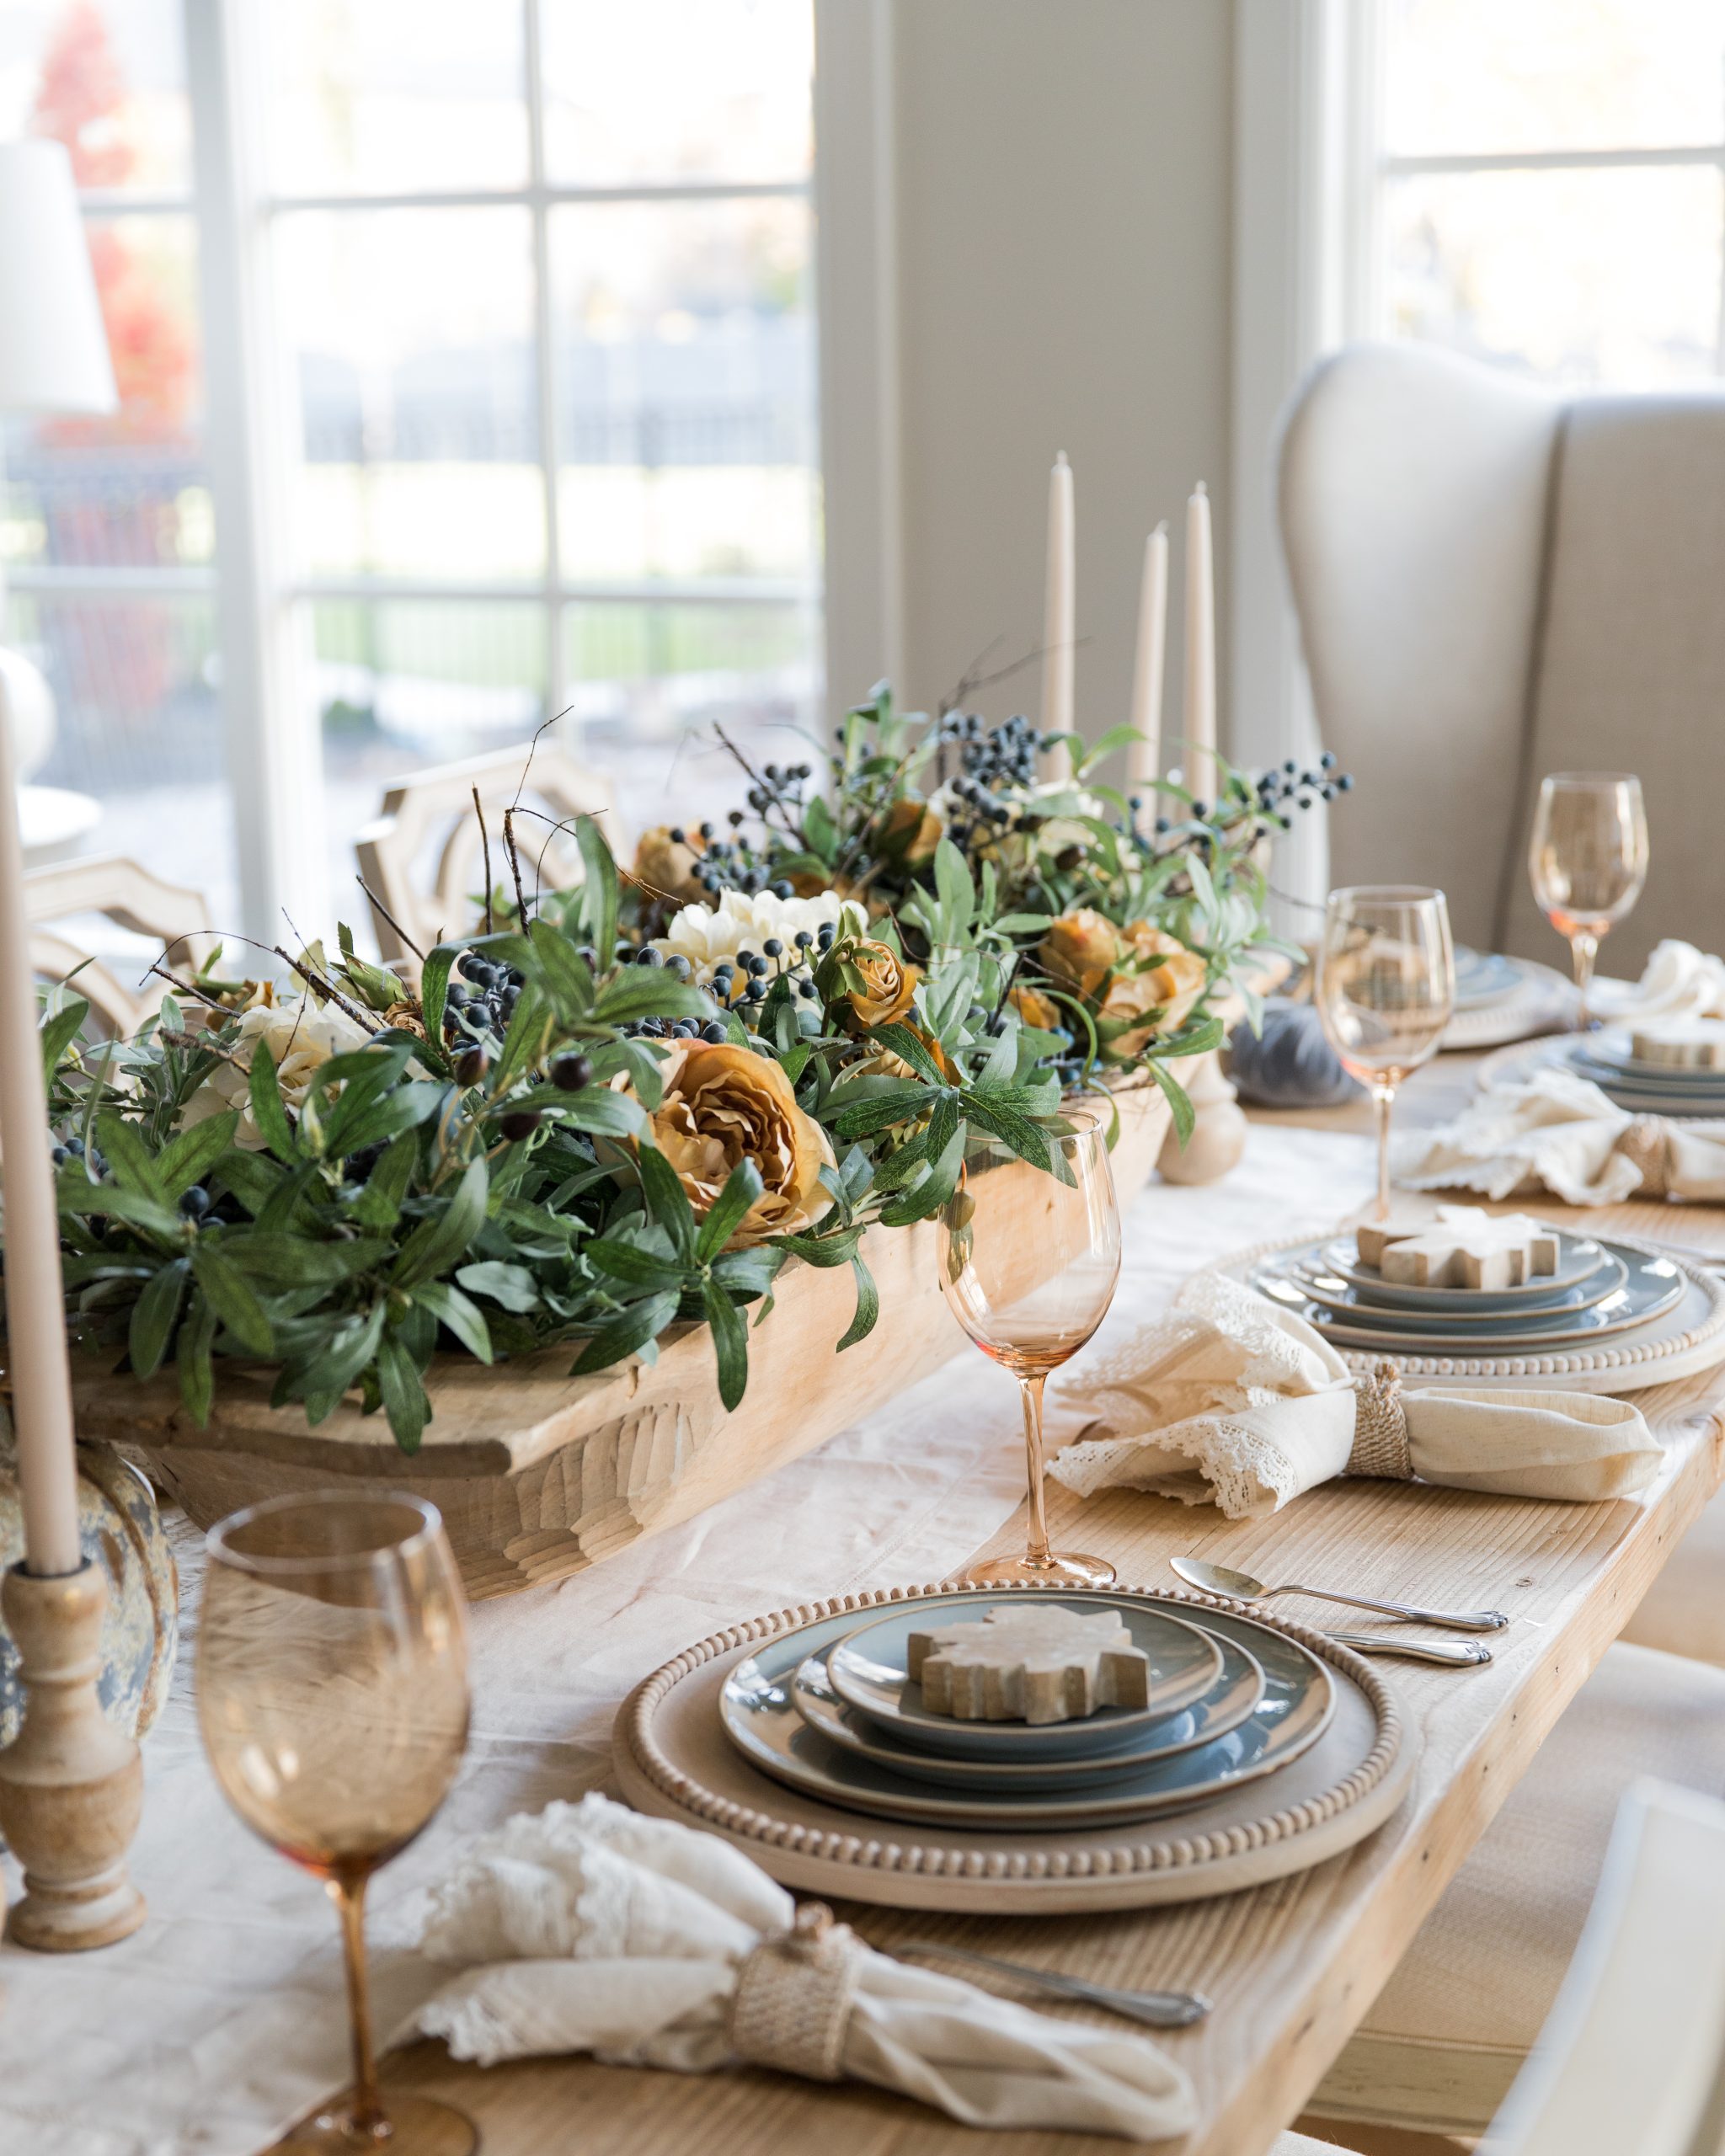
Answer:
[{"xmin": 35, "ymin": 691, "xmax": 1342, "ymax": 1453}]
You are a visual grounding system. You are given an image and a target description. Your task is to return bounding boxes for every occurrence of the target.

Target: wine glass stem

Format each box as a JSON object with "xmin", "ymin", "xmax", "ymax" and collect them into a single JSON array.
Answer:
[
  {"xmin": 329, "ymin": 1868, "xmax": 386, "ymax": 2138},
  {"xmin": 1571, "ymin": 932, "xmax": 1599, "ymax": 1028},
  {"xmin": 1371, "ymin": 1084, "xmax": 1397, "ymax": 1221},
  {"xmin": 1019, "ymin": 1373, "xmax": 1052, "ymax": 1566}
]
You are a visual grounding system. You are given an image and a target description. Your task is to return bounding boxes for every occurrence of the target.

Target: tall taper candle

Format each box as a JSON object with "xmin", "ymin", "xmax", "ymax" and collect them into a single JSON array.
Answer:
[
  {"xmin": 1183, "ymin": 481, "xmax": 1216, "ymax": 808},
  {"xmin": 1039, "ymin": 451, "xmax": 1075, "ymax": 784},
  {"xmin": 0, "ymin": 718, "xmax": 81, "ymax": 1575},
  {"xmin": 1127, "ymin": 521, "xmax": 1168, "ymax": 822}
]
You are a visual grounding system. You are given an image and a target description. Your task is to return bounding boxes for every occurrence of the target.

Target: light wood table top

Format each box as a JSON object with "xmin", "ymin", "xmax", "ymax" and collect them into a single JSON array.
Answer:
[{"xmin": 362, "ymin": 1081, "xmax": 1725, "ymax": 2155}]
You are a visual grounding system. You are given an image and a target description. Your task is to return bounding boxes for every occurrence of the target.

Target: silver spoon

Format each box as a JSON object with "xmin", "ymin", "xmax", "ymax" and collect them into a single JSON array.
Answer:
[
  {"xmin": 1327, "ymin": 1630, "xmax": 1491, "ymax": 1667},
  {"xmin": 1171, "ymin": 1556, "xmax": 1509, "ymax": 1632},
  {"xmin": 894, "ymin": 1941, "xmax": 1210, "ymax": 2027}
]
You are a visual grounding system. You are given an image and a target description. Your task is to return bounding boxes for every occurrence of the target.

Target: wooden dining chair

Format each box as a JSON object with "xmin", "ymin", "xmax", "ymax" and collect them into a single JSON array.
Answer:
[
  {"xmin": 1299, "ymin": 1639, "xmax": 1725, "ymax": 2143},
  {"xmin": 354, "ymin": 744, "xmax": 628, "ymax": 966},
  {"xmin": 25, "ymin": 853, "xmax": 216, "ymax": 1035}
]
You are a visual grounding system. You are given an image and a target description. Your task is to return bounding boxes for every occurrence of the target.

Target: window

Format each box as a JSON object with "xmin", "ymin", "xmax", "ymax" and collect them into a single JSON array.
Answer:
[
  {"xmin": 1, "ymin": 0, "xmax": 820, "ymax": 941},
  {"xmin": 1366, "ymin": 0, "xmax": 1725, "ymax": 387}
]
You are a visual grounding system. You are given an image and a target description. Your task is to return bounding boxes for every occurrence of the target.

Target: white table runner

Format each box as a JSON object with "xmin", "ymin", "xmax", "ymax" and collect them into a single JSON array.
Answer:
[{"xmin": 0, "ymin": 1127, "xmax": 1375, "ymax": 2156}]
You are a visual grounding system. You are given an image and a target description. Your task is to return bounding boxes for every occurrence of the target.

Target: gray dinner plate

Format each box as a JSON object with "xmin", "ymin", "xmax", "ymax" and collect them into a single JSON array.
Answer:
[
  {"xmin": 718, "ymin": 1593, "xmax": 1335, "ymax": 1831},
  {"xmin": 826, "ymin": 1596, "xmax": 1224, "ymax": 1758},
  {"xmin": 1310, "ymin": 1231, "xmax": 1609, "ymax": 1311},
  {"xmin": 1583, "ymin": 1028, "xmax": 1725, "ymax": 1084},
  {"xmin": 790, "ymin": 1630, "xmax": 1266, "ymax": 1793},
  {"xmin": 1454, "ymin": 948, "xmax": 1525, "ymax": 1010},
  {"xmin": 1279, "ymin": 1249, "xmax": 1629, "ymax": 1327}
]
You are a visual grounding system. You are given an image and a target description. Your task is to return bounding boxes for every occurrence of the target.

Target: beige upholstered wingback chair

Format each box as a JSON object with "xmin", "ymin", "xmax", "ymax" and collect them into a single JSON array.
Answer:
[{"xmin": 1279, "ymin": 342, "xmax": 1725, "ymax": 970}]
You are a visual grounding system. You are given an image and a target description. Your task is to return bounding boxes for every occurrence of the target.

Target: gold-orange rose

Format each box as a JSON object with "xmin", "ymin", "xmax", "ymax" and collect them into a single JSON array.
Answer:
[
  {"xmin": 837, "ymin": 937, "xmax": 919, "ymax": 1033},
  {"xmin": 1039, "ymin": 908, "xmax": 1122, "ymax": 997},
  {"xmin": 1100, "ymin": 925, "xmax": 1208, "ymax": 1056},
  {"xmin": 876, "ymin": 794, "xmax": 943, "ymax": 867},
  {"xmin": 643, "ymin": 1042, "xmax": 834, "ymax": 1246},
  {"xmin": 632, "ymin": 825, "xmax": 708, "ymax": 907},
  {"xmin": 1008, "ymin": 982, "xmax": 1062, "ymax": 1033}
]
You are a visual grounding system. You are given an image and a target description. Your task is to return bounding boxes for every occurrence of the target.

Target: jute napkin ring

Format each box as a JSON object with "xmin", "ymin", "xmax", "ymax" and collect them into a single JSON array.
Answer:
[
  {"xmin": 727, "ymin": 1900, "xmax": 862, "ymax": 2081},
  {"xmin": 1615, "ymin": 1116, "xmax": 1670, "ymax": 1198},
  {"xmin": 1347, "ymin": 1362, "xmax": 1412, "ymax": 1481}
]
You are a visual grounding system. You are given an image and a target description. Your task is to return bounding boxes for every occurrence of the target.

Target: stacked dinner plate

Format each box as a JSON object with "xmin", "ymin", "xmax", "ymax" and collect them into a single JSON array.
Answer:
[
  {"xmin": 1246, "ymin": 1226, "xmax": 1687, "ymax": 1357},
  {"xmin": 717, "ymin": 1586, "xmax": 1337, "ymax": 1833},
  {"xmin": 1563, "ymin": 1027, "xmax": 1725, "ymax": 1118},
  {"xmin": 1443, "ymin": 946, "xmax": 1576, "ymax": 1051}
]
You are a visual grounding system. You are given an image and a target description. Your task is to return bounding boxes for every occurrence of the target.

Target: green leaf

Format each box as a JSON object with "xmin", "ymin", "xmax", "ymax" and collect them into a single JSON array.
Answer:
[
  {"xmin": 570, "ymin": 1289, "xmax": 681, "ymax": 1378},
  {"xmin": 390, "ymin": 1155, "xmax": 490, "ymax": 1286},
  {"xmin": 248, "ymin": 1047, "xmax": 299, "ymax": 1165},
  {"xmin": 128, "ymin": 1257, "xmax": 189, "ymax": 1379},
  {"xmin": 636, "ymin": 1142, "xmax": 697, "ymax": 1262},
  {"xmin": 59, "ymin": 1178, "xmax": 183, "ymax": 1242},
  {"xmin": 454, "ymin": 1258, "xmax": 543, "ymax": 1311},
  {"xmin": 419, "ymin": 942, "xmax": 456, "ymax": 1051},
  {"xmin": 376, "ymin": 1331, "xmax": 431, "ymax": 1454},
  {"xmin": 412, "ymin": 1279, "xmax": 494, "ymax": 1364},
  {"xmin": 964, "ymin": 1092, "xmax": 1054, "ymax": 1174},
  {"xmin": 93, "ymin": 1112, "xmax": 168, "ymax": 1205},
  {"xmin": 296, "ymin": 1303, "xmax": 387, "ymax": 1417},
  {"xmin": 837, "ymin": 1251, "xmax": 879, "ymax": 1351},
  {"xmin": 175, "ymin": 1289, "xmax": 218, "ymax": 1425},
  {"xmin": 507, "ymin": 1085, "xmax": 644, "ymax": 1138},
  {"xmin": 702, "ymin": 1279, "xmax": 750, "ymax": 1412},
  {"xmin": 695, "ymin": 1160, "xmax": 764, "ymax": 1263},
  {"xmin": 575, "ymin": 817, "xmax": 620, "ymax": 971},
  {"xmin": 868, "ymin": 1022, "xmax": 948, "ymax": 1088},
  {"xmin": 526, "ymin": 917, "xmax": 596, "ymax": 1019},
  {"xmin": 224, "ymin": 1235, "xmax": 392, "ymax": 1289},
  {"xmin": 932, "ymin": 837, "xmax": 975, "ymax": 933},
  {"xmin": 583, "ymin": 1243, "xmax": 688, "ymax": 1293},
  {"xmin": 492, "ymin": 980, "xmax": 554, "ymax": 1093},
  {"xmin": 190, "ymin": 1246, "xmax": 274, "ymax": 1356},
  {"xmin": 592, "ymin": 972, "xmax": 711, "ymax": 1027},
  {"xmin": 830, "ymin": 1084, "xmax": 940, "ymax": 1140},
  {"xmin": 350, "ymin": 1129, "xmax": 419, "ymax": 1228},
  {"xmin": 1146, "ymin": 1057, "xmax": 1197, "ymax": 1147},
  {"xmin": 211, "ymin": 1148, "xmax": 286, "ymax": 1218},
  {"xmin": 40, "ymin": 997, "xmax": 89, "ymax": 1086},
  {"xmin": 153, "ymin": 1112, "xmax": 240, "ymax": 1199},
  {"xmin": 879, "ymin": 1104, "xmax": 965, "ymax": 1227}
]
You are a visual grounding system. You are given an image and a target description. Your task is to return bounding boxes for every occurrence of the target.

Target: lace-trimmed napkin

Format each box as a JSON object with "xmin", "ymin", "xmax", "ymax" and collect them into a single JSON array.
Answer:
[
  {"xmin": 1391, "ymin": 1068, "xmax": 1725, "ymax": 1207},
  {"xmin": 400, "ymin": 1793, "xmax": 1197, "ymax": 2142},
  {"xmin": 1589, "ymin": 939, "xmax": 1725, "ymax": 1025},
  {"xmin": 1047, "ymin": 1273, "xmax": 1660, "ymax": 1518}
]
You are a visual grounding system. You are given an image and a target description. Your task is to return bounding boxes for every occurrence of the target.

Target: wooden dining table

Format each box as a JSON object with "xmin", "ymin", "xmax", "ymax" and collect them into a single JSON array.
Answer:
[{"xmin": 352, "ymin": 1048, "xmax": 1725, "ymax": 2155}]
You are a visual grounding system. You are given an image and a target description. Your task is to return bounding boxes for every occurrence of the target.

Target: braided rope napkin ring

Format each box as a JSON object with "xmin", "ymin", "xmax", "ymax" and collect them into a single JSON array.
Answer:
[
  {"xmin": 1613, "ymin": 1116, "xmax": 1670, "ymax": 1198},
  {"xmin": 1346, "ymin": 1361, "xmax": 1413, "ymax": 1481},
  {"xmin": 728, "ymin": 1900, "xmax": 862, "ymax": 2081}
]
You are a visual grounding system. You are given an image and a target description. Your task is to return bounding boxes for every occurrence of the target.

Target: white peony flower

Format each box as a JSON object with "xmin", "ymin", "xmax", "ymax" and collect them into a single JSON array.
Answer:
[
  {"xmin": 181, "ymin": 994, "xmax": 374, "ymax": 1150},
  {"xmin": 652, "ymin": 889, "xmax": 866, "ymax": 987}
]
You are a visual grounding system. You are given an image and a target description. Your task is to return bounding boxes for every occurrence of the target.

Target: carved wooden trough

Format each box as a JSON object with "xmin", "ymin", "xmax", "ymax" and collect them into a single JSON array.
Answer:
[{"xmin": 72, "ymin": 1086, "xmax": 1173, "ymax": 1599}]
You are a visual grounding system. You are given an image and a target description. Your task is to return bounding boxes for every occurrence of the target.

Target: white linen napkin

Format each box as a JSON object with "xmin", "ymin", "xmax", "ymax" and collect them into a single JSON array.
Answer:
[
  {"xmin": 1391, "ymin": 1068, "xmax": 1725, "ymax": 1206},
  {"xmin": 401, "ymin": 1792, "xmax": 1197, "ymax": 2142},
  {"xmin": 1047, "ymin": 1271, "xmax": 1660, "ymax": 1518},
  {"xmin": 1588, "ymin": 939, "xmax": 1725, "ymax": 1025}
]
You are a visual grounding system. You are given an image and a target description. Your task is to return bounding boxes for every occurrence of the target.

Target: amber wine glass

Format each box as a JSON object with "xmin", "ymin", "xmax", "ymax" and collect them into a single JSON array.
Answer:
[
  {"xmin": 938, "ymin": 1108, "xmax": 1123, "ymax": 1588},
  {"xmin": 1529, "ymin": 771, "xmax": 1649, "ymax": 1027},
  {"xmin": 199, "ymin": 1494, "xmax": 474, "ymax": 2155},
  {"xmin": 1316, "ymin": 886, "xmax": 1455, "ymax": 1222}
]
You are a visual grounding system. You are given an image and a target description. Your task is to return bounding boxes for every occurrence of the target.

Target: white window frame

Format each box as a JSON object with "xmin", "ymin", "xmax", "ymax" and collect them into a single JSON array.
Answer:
[{"xmin": 18, "ymin": 0, "xmax": 826, "ymax": 945}]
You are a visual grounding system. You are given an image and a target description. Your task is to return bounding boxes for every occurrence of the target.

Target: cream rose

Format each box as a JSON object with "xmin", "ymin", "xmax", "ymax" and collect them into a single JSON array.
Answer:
[{"xmin": 180, "ymin": 995, "xmax": 373, "ymax": 1150}]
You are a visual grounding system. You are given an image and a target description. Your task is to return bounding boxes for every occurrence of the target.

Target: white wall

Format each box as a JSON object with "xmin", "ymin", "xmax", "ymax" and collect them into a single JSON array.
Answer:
[{"xmin": 873, "ymin": 0, "xmax": 1236, "ymax": 759}]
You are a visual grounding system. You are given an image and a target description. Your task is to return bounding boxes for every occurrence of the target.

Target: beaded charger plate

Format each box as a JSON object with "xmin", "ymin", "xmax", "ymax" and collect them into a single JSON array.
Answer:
[
  {"xmin": 1441, "ymin": 958, "xmax": 1575, "ymax": 1051},
  {"xmin": 611, "ymin": 1582, "xmax": 1415, "ymax": 1914},
  {"xmin": 1479, "ymin": 1036, "xmax": 1725, "ymax": 1122},
  {"xmin": 1216, "ymin": 1230, "xmax": 1725, "ymax": 1392}
]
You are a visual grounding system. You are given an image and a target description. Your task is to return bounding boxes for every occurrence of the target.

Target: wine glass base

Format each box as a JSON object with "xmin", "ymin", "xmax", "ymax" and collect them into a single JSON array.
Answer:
[
  {"xmin": 267, "ymin": 2093, "xmax": 478, "ymax": 2153},
  {"xmin": 958, "ymin": 1550, "xmax": 1118, "ymax": 1588}
]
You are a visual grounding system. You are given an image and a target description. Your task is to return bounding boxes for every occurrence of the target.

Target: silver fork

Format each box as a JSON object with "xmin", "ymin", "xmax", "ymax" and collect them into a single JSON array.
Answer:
[{"xmin": 893, "ymin": 1940, "xmax": 1211, "ymax": 2027}]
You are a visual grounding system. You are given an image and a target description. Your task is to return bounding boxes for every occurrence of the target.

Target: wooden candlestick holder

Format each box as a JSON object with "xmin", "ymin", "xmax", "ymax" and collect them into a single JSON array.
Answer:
[{"xmin": 0, "ymin": 1559, "xmax": 145, "ymax": 1950}]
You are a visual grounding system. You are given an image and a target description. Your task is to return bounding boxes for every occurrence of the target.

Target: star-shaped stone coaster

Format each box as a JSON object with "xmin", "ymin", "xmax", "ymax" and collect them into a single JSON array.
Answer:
[
  {"xmin": 1357, "ymin": 1205, "xmax": 1560, "ymax": 1290},
  {"xmin": 906, "ymin": 1605, "xmax": 1151, "ymax": 1725}
]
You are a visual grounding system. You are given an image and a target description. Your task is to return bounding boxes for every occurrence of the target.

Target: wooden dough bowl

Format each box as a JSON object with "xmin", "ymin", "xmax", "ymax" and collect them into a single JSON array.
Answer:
[{"xmin": 71, "ymin": 1084, "xmax": 1172, "ymax": 1599}]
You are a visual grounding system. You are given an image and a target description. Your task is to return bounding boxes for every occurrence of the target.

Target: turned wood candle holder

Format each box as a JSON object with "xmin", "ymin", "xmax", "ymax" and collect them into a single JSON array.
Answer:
[{"xmin": 0, "ymin": 1559, "xmax": 145, "ymax": 1950}]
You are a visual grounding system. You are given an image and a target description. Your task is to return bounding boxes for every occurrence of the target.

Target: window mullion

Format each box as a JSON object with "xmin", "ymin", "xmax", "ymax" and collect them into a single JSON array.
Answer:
[{"xmin": 524, "ymin": 0, "xmax": 566, "ymax": 738}]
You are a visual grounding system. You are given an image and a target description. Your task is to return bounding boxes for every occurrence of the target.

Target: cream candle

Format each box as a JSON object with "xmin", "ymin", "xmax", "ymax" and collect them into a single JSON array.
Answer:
[
  {"xmin": 1127, "ymin": 521, "xmax": 1168, "ymax": 822},
  {"xmin": 1039, "ymin": 452, "xmax": 1075, "ymax": 785},
  {"xmin": 0, "ymin": 718, "xmax": 81, "ymax": 1575},
  {"xmin": 1183, "ymin": 482, "xmax": 1216, "ymax": 808}
]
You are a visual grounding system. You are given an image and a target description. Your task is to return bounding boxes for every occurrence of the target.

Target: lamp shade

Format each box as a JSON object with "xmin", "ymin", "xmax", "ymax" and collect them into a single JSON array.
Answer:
[{"xmin": 0, "ymin": 140, "xmax": 117, "ymax": 415}]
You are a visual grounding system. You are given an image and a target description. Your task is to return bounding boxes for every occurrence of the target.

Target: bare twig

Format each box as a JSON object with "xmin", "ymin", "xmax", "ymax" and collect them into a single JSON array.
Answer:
[
  {"xmin": 147, "ymin": 963, "xmax": 231, "ymax": 1015},
  {"xmin": 510, "ymin": 706, "xmax": 573, "ymax": 815},
  {"xmin": 273, "ymin": 946, "xmax": 381, "ymax": 1036},
  {"xmin": 501, "ymin": 808, "xmax": 531, "ymax": 926},
  {"xmin": 353, "ymin": 873, "xmax": 427, "ymax": 963},
  {"xmin": 712, "ymin": 720, "xmax": 811, "ymax": 850},
  {"xmin": 472, "ymin": 787, "xmax": 494, "ymax": 937}
]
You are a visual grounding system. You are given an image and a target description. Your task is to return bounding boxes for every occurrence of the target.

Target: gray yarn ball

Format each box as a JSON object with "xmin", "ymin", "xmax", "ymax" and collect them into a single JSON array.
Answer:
[{"xmin": 1228, "ymin": 999, "xmax": 1361, "ymax": 1109}]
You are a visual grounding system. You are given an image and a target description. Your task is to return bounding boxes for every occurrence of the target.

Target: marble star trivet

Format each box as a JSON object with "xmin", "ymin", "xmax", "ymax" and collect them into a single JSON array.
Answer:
[
  {"xmin": 906, "ymin": 1606, "xmax": 1151, "ymax": 1725},
  {"xmin": 1357, "ymin": 1204, "xmax": 1560, "ymax": 1290}
]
